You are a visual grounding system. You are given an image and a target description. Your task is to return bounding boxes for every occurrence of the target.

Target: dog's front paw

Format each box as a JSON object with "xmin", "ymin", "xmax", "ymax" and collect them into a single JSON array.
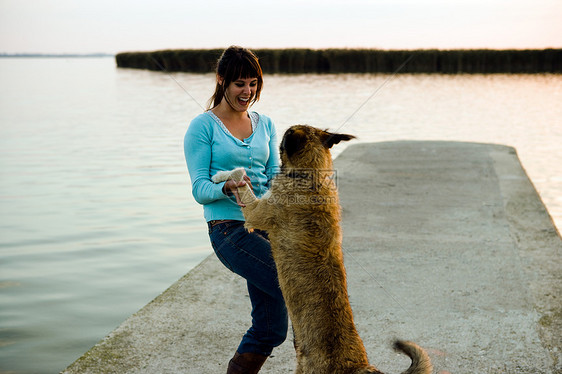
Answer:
[{"xmin": 211, "ymin": 167, "xmax": 246, "ymax": 183}]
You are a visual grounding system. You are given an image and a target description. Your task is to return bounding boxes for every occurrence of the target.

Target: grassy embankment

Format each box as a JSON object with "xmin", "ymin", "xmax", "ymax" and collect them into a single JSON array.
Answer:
[{"xmin": 115, "ymin": 48, "xmax": 561, "ymax": 74}]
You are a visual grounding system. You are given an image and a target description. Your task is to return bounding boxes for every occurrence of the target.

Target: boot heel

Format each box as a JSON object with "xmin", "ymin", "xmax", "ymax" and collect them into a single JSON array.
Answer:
[{"xmin": 226, "ymin": 351, "xmax": 268, "ymax": 374}]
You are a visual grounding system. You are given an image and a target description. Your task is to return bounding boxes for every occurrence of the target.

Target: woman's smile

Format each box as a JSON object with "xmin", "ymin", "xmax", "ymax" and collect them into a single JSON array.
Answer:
[
  {"xmin": 225, "ymin": 77, "xmax": 258, "ymax": 112},
  {"xmin": 238, "ymin": 96, "xmax": 250, "ymax": 106}
]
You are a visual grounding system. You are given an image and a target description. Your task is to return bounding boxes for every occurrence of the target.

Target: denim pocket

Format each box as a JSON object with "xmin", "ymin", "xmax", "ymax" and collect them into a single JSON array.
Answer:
[{"xmin": 209, "ymin": 222, "xmax": 244, "ymax": 272}]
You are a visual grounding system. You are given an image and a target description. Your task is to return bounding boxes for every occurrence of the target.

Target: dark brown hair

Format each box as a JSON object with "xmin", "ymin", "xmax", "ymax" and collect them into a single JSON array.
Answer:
[{"xmin": 207, "ymin": 46, "xmax": 264, "ymax": 109}]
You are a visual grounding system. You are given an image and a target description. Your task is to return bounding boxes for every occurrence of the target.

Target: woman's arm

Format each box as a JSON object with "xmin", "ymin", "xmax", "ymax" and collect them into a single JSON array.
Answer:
[
  {"xmin": 184, "ymin": 118, "xmax": 228, "ymax": 205},
  {"xmin": 264, "ymin": 119, "xmax": 280, "ymax": 188}
]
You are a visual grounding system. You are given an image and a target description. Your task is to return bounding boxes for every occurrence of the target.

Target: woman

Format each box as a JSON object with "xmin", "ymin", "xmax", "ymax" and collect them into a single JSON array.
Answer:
[{"xmin": 184, "ymin": 46, "xmax": 287, "ymax": 374}]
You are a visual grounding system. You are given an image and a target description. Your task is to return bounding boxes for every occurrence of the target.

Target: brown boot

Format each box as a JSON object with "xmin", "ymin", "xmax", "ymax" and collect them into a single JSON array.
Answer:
[{"xmin": 226, "ymin": 351, "xmax": 268, "ymax": 374}]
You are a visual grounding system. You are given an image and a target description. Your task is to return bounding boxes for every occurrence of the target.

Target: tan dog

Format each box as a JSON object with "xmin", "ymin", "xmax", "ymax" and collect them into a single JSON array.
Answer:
[{"xmin": 213, "ymin": 125, "xmax": 432, "ymax": 374}]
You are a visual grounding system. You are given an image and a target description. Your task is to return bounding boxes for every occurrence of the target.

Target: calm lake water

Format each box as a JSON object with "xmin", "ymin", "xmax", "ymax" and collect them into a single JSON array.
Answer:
[{"xmin": 0, "ymin": 57, "xmax": 560, "ymax": 374}]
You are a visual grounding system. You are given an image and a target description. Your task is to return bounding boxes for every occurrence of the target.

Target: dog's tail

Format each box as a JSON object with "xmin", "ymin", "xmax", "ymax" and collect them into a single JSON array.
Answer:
[{"xmin": 392, "ymin": 340, "xmax": 433, "ymax": 374}]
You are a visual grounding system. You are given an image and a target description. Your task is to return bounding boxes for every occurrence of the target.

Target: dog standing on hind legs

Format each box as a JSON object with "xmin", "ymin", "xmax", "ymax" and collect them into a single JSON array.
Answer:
[{"xmin": 213, "ymin": 125, "xmax": 433, "ymax": 374}]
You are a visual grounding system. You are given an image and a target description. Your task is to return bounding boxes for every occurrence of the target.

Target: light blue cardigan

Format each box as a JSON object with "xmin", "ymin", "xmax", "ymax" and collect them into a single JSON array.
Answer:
[{"xmin": 184, "ymin": 111, "xmax": 280, "ymax": 222}]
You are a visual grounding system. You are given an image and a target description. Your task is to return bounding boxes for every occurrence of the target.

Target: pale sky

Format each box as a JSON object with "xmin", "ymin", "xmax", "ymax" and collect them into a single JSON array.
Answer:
[{"xmin": 1, "ymin": 0, "xmax": 561, "ymax": 54}]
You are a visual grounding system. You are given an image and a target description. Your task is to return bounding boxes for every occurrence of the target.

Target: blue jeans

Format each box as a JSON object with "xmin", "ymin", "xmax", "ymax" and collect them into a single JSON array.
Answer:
[{"xmin": 208, "ymin": 221, "xmax": 288, "ymax": 356}]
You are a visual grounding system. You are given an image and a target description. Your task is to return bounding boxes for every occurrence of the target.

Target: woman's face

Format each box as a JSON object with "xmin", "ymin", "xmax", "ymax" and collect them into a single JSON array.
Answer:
[{"xmin": 222, "ymin": 77, "xmax": 259, "ymax": 112}]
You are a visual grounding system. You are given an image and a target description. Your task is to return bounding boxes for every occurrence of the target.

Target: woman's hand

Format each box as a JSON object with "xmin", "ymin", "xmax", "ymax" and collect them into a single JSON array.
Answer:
[{"xmin": 223, "ymin": 175, "xmax": 253, "ymax": 207}]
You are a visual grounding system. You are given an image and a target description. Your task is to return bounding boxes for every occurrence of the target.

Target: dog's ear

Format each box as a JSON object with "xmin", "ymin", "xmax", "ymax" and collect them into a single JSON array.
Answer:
[
  {"xmin": 281, "ymin": 127, "xmax": 308, "ymax": 158},
  {"xmin": 322, "ymin": 131, "xmax": 356, "ymax": 149}
]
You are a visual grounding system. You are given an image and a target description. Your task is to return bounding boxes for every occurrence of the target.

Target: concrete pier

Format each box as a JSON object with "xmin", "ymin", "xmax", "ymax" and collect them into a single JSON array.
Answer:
[{"xmin": 62, "ymin": 141, "xmax": 561, "ymax": 374}]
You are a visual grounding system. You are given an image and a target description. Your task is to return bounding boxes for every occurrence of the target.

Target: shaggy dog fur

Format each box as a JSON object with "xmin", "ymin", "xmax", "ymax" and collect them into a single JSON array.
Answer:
[{"xmin": 213, "ymin": 125, "xmax": 432, "ymax": 374}]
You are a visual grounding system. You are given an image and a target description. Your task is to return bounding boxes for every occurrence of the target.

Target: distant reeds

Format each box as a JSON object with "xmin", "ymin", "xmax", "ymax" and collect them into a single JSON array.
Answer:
[{"xmin": 115, "ymin": 48, "xmax": 562, "ymax": 74}]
